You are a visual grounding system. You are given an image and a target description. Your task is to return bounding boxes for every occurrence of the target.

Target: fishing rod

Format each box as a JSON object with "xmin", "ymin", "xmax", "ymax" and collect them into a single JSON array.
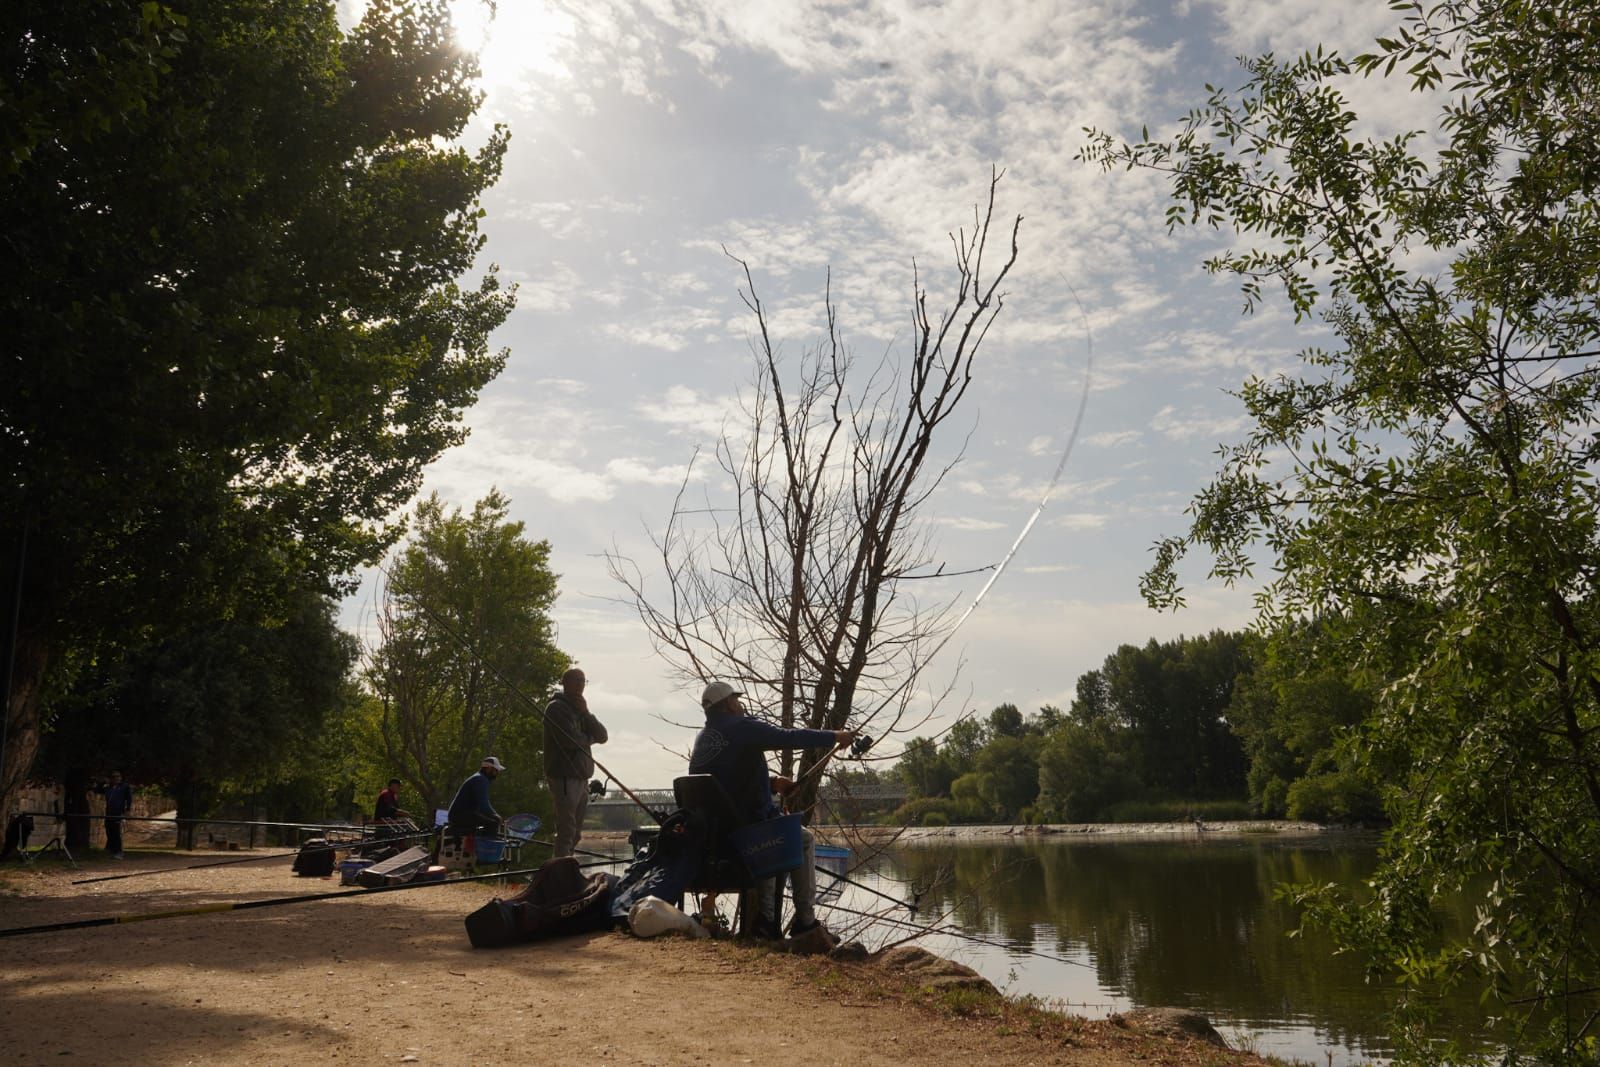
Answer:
[
  {"xmin": 373, "ymin": 561, "xmax": 667, "ymax": 825},
  {"xmin": 20, "ymin": 811, "xmax": 388, "ymax": 833},
  {"xmin": 518, "ymin": 837, "xmax": 619, "ymax": 864},
  {"xmin": 813, "ymin": 897, "xmax": 1091, "ymax": 969},
  {"xmin": 69, "ymin": 827, "xmax": 440, "ymax": 885},
  {"xmin": 814, "ymin": 865, "xmax": 919, "ymax": 912},
  {"xmin": 0, "ymin": 857, "xmax": 624, "ymax": 941}
]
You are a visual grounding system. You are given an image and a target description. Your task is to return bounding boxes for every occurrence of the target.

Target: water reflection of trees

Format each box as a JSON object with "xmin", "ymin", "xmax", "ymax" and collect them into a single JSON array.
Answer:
[{"xmin": 884, "ymin": 838, "xmax": 1489, "ymax": 1052}]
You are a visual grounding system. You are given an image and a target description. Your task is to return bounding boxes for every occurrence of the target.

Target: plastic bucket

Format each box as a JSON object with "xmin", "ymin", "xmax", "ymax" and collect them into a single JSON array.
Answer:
[
  {"xmin": 338, "ymin": 859, "xmax": 374, "ymax": 886},
  {"xmin": 728, "ymin": 813, "xmax": 804, "ymax": 878},
  {"xmin": 475, "ymin": 837, "xmax": 506, "ymax": 864}
]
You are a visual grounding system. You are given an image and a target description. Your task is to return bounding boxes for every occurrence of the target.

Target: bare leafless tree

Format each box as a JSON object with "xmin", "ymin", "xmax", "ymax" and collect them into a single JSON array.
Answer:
[{"xmin": 609, "ymin": 172, "xmax": 1021, "ymax": 818}]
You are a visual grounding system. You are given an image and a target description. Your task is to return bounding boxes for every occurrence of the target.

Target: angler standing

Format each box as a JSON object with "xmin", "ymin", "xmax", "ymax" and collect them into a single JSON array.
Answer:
[
  {"xmin": 690, "ymin": 681, "xmax": 855, "ymax": 943},
  {"xmin": 93, "ymin": 771, "xmax": 134, "ymax": 859},
  {"xmin": 543, "ymin": 667, "xmax": 607, "ymax": 858}
]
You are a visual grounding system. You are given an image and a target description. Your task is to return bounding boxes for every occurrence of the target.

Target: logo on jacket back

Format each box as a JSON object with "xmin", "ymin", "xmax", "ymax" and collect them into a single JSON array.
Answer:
[{"xmin": 691, "ymin": 728, "xmax": 729, "ymax": 765}]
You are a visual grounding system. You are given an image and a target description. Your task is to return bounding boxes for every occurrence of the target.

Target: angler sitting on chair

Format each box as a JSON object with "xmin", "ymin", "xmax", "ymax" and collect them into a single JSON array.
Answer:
[
  {"xmin": 688, "ymin": 681, "xmax": 855, "ymax": 943},
  {"xmin": 447, "ymin": 756, "xmax": 505, "ymax": 837}
]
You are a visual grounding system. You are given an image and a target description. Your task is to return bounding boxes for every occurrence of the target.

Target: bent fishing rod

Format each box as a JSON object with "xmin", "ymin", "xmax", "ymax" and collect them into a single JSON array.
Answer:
[
  {"xmin": 372, "ymin": 560, "xmax": 667, "ymax": 825},
  {"xmin": 70, "ymin": 826, "xmax": 440, "ymax": 885},
  {"xmin": 0, "ymin": 857, "xmax": 631, "ymax": 940}
]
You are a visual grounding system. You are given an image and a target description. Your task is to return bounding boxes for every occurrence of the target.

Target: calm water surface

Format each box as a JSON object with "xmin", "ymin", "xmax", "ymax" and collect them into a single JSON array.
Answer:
[{"xmin": 828, "ymin": 834, "xmax": 1486, "ymax": 1065}]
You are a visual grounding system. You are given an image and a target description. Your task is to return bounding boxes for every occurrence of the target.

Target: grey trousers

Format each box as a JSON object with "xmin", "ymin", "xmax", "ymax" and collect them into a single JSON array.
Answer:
[
  {"xmin": 758, "ymin": 826, "xmax": 818, "ymax": 929},
  {"xmin": 548, "ymin": 776, "xmax": 589, "ymax": 858}
]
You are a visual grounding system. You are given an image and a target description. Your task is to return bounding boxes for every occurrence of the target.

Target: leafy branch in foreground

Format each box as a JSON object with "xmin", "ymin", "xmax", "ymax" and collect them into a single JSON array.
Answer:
[{"xmin": 1083, "ymin": 1, "xmax": 1600, "ymax": 1060}]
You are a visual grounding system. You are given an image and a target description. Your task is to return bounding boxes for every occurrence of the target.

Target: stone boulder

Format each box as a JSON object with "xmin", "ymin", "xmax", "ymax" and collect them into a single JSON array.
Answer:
[
  {"xmin": 1113, "ymin": 1007, "xmax": 1229, "ymax": 1048},
  {"xmin": 870, "ymin": 944, "xmax": 998, "ymax": 995}
]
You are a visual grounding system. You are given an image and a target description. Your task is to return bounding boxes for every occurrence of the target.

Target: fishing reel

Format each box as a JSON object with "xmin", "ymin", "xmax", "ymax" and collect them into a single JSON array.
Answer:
[
  {"xmin": 849, "ymin": 734, "xmax": 875, "ymax": 758},
  {"xmin": 587, "ymin": 778, "xmax": 607, "ymax": 798}
]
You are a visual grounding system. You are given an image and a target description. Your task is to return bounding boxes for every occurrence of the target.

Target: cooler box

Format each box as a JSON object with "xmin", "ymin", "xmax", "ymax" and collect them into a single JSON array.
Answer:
[{"xmin": 729, "ymin": 813, "xmax": 804, "ymax": 878}]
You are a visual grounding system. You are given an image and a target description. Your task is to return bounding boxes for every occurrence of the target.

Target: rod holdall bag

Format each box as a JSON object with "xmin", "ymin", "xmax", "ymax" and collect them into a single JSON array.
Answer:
[{"xmin": 292, "ymin": 837, "xmax": 336, "ymax": 878}]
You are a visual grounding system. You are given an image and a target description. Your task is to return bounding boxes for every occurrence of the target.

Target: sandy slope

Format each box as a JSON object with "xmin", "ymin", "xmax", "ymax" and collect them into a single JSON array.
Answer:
[{"xmin": 0, "ymin": 853, "xmax": 1257, "ymax": 1067}]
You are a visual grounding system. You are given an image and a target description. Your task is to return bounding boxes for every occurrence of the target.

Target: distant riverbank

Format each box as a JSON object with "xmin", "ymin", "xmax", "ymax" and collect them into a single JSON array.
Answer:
[
  {"xmin": 839, "ymin": 819, "xmax": 1333, "ymax": 844},
  {"xmin": 588, "ymin": 819, "xmax": 1338, "ymax": 845}
]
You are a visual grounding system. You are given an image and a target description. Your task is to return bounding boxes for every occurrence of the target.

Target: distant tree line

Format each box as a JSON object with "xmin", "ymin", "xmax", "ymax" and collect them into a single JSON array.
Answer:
[{"xmin": 887, "ymin": 627, "xmax": 1381, "ymax": 827}]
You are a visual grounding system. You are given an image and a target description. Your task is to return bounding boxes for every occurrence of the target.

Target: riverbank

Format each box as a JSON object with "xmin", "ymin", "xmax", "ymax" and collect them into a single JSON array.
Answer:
[
  {"xmin": 0, "ymin": 853, "xmax": 1275, "ymax": 1066},
  {"xmin": 840, "ymin": 819, "xmax": 1332, "ymax": 844}
]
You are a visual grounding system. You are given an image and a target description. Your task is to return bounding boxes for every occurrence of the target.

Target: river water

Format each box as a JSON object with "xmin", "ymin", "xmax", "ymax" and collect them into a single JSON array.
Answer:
[{"xmin": 823, "ymin": 832, "xmax": 1486, "ymax": 1065}]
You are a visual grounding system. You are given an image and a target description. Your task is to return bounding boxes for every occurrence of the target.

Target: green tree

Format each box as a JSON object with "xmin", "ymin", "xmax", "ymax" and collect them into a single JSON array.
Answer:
[
  {"xmin": 366, "ymin": 491, "xmax": 566, "ymax": 814},
  {"xmin": 2, "ymin": 0, "xmax": 512, "ymax": 819},
  {"xmin": 896, "ymin": 736, "xmax": 954, "ymax": 798},
  {"xmin": 1090, "ymin": 633, "xmax": 1250, "ymax": 800},
  {"xmin": 1037, "ymin": 717, "xmax": 1138, "ymax": 822},
  {"xmin": 40, "ymin": 587, "xmax": 358, "ymax": 842},
  {"xmin": 1084, "ymin": 1, "xmax": 1600, "ymax": 1055},
  {"xmin": 1227, "ymin": 628, "xmax": 1377, "ymax": 820},
  {"xmin": 973, "ymin": 734, "xmax": 1042, "ymax": 820}
]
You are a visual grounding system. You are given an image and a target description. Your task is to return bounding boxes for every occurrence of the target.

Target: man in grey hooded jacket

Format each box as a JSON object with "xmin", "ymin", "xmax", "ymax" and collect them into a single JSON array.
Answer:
[{"xmin": 543, "ymin": 667, "xmax": 608, "ymax": 857}]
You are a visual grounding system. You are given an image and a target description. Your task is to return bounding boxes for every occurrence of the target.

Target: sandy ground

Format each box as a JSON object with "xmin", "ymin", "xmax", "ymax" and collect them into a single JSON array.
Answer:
[{"xmin": 0, "ymin": 849, "xmax": 1266, "ymax": 1067}]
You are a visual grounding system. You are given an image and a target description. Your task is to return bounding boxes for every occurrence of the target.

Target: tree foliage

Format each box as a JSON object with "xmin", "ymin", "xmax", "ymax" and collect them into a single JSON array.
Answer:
[
  {"xmin": 2, "ymin": 0, "xmax": 512, "ymax": 816},
  {"xmin": 1083, "ymin": 1, "xmax": 1600, "ymax": 1055},
  {"xmin": 40, "ymin": 587, "xmax": 358, "ymax": 836},
  {"xmin": 365, "ymin": 491, "xmax": 566, "ymax": 814}
]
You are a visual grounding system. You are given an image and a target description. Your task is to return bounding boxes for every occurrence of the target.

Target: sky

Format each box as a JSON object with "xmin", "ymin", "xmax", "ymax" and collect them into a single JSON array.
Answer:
[{"xmin": 336, "ymin": 0, "xmax": 1431, "ymax": 787}]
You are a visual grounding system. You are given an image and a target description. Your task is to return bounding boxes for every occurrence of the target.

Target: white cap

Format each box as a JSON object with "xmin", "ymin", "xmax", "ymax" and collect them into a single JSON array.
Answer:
[
  {"xmin": 700, "ymin": 680, "xmax": 742, "ymax": 710},
  {"xmin": 482, "ymin": 756, "xmax": 506, "ymax": 771}
]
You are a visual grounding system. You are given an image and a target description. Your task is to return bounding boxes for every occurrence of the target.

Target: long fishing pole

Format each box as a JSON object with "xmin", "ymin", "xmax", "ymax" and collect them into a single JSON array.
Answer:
[
  {"xmin": 814, "ymin": 865, "xmax": 918, "ymax": 912},
  {"xmin": 0, "ymin": 857, "xmax": 627, "ymax": 941},
  {"xmin": 21, "ymin": 811, "xmax": 392, "ymax": 833},
  {"xmin": 372, "ymin": 561, "xmax": 666, "ymax": 825},
  {"xmin": 69, "ymin": 827, "xmax": 439, "ymax": 885},
  {"xmin": 813, "ymin": 897, "xmax": 1091, "ymax": 969}
]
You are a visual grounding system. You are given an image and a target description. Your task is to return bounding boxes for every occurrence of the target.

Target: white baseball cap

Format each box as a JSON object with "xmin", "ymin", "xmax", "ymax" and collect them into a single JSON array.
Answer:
[
  {"xmin": 482, "ymin": 756, "xmax": 506, "ymax": 771},
  {"xmin": 700, "ymin": 680, "xmax": 743, "ymax": 709}
]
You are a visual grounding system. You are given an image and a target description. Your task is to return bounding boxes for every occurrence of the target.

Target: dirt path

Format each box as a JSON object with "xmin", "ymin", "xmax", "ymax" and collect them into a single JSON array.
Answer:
[{"xmin": 0, "ymin": 853, "xmax": 1254, "ymax": 1066}]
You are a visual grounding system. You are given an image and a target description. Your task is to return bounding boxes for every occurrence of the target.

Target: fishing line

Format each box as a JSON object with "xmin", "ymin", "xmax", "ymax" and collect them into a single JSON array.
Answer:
[
  {"xmin": 813, "ymin": 897, "xmax": 1092, "ymax": 970},
  {"xmin": 792, "ymin": 283, "xmax": 1095, "ymax": 789}
]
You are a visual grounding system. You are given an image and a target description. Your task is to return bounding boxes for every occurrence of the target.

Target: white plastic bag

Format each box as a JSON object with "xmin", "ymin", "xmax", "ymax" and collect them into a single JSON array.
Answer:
[{"xmin": 628, "ymin": 895, "xmax": 709, "ymax": 939}]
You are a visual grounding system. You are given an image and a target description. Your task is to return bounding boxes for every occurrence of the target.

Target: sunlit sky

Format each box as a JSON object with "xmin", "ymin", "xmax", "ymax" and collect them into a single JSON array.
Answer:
[{"xmin": 335, "ymin": 0, "xmax": 1428, "ymax": 787}]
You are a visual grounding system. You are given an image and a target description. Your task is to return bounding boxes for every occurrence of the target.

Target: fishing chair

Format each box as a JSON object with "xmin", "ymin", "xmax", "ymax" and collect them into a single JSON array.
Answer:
[{"xmin": 672, "ymin": 774, "xmax": 785, "ymax": 938}]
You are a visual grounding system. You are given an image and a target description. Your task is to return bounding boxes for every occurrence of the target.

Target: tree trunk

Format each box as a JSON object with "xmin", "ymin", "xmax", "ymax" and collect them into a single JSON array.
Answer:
[
  {"xmin": 1, "ymin": 627, "xmax": 48, "ymax": 832},
  {"xmin": 63, "ymin": 766, "xmax": 92, "ymax": 850}
]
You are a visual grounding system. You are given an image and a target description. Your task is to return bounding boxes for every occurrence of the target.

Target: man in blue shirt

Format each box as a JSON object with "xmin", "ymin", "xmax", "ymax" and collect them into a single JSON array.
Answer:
[
  {"xmin": 447, "ymin": 756, "xmax": 505, "ymax": 835},
  {"xmin": 689, "ymin": 680, "xmax": 854, "ymax": 940},
  {"xmin": 94, "ymin": 771, "xmax": 134, "ymax": 858}
]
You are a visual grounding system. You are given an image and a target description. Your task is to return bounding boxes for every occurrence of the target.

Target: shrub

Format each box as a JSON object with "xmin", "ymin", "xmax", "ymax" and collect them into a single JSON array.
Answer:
[{"xmin": 921, "ymin": 810, "xmax": 950, "ymax": 827}]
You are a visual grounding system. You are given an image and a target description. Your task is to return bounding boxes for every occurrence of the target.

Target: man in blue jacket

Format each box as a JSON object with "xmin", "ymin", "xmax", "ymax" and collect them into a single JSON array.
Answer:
[
  {"xmin": 447, "ymin": 756, "xmax": 505, "ymax": 835},
  {"xmin": 689, "ymin": 680, "xmax": 854, "ymax": 941}
]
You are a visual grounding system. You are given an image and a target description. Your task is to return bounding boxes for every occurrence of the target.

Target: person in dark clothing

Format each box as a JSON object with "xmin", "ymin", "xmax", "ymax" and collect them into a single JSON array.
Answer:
[
  {"xmin": 375, "ymin": 778, "xmax": 410, "ymax": 824},
  {"xmin": 93, "ymin": 771, "xmax": 134, "ymax": 858},
  {"xmin": 688, "ymin": 681, "xmax": 854, "ymax": 939},
  {"xmin": 447, "ymin": 757, "xmax": 504, "ymax": 835},
  {"xmin": 543, "ymin": 667, "xmax": 608, "ymax": 858}
]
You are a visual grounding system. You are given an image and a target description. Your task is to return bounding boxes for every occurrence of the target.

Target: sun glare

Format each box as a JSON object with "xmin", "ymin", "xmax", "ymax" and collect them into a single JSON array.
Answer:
[{"xmin": 450, "ymin": 0, "xmax": 574, "ymax": 88}]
